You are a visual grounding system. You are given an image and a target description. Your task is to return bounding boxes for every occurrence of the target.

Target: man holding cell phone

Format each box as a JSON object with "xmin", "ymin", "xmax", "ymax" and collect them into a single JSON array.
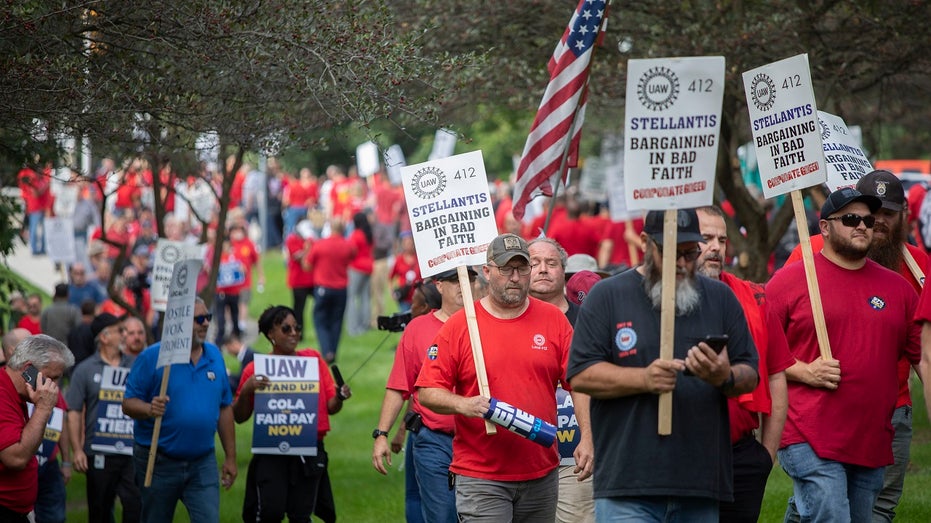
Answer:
[
  {"xmin": 0, "ymin": 334, "xmax": 74, "ymax": 522},
  {"xmin": 568, "ymin": 208, "xmax": 760, "ymax": 522}
]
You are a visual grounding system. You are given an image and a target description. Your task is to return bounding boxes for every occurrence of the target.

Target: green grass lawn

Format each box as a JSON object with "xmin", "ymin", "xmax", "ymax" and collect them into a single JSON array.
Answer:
[{"xmin": 60, "ymin": 250, "xmax": 931, "ymax": 521}]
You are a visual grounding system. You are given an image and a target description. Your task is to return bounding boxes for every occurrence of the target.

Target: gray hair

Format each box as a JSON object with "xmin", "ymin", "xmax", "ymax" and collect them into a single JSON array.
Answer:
[
  {"xmin": 527, "ymin": 237, "xmax": 569, "ymax": 268},
  {"xmin": 7, "ymin": 334, "xmax": 75, "ymax": 372}
]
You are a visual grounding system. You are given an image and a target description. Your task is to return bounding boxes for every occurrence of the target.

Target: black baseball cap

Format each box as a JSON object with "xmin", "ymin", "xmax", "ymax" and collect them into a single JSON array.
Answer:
[
  {"xmin": 856, "ymin": 170, "xmax": 905, "ymax": 212},
  {"xmin": 820, "ymin": 187, "xmax": 882, "ymax": 219},
  {"xmin": 432, "ymin": 267, "xmax": 477, "ymax": 281},
  {"xmin": 642, "ymin": 209, "xmax": 705, "ymax": 246}
]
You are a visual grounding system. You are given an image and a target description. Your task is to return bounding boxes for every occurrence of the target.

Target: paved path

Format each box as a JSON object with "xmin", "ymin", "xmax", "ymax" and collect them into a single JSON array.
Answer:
[
  {"xmin": 4, "ymin": 239, "xmax": 61, "ymax": 295},
  {"xmin": 4, "ymin": 238, "xmax": 258, "ymax": 345}
]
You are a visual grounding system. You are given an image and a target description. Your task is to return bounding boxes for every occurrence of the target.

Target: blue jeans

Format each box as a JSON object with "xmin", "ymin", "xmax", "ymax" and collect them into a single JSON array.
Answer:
[
  {"xmin": 283, "ymin": 206, "xmax": 307, "ymax": 238},
  {"xmin": 404, "ymin": 435, "xmax": 424, "ymax": 523},
  {"xmin": 313, "ymin": 287, "xmax": 347, "ymax": 362},
  {"xmin": 873, "ymin": 405, "xmax": 912, "ymax": 522},
  {"xmin": 132, "ymin": 445, "xmax": 219, "ymax": 523},
  {"xmin": 28, "ymin": 210, "xmax": 45, "ymax": 255},
  {"xmin": 595, "ymin": 496, "xmax": 718, "ymax": 522},
  {"xmin": 35, "ymin": 459, "xmax": 65, "ymax": 523},
  {"xmin": 412, "ymin": 427, "xmax": 456, "ymax": 523},
  {"xmin": 346, "ymin": 269, "xmax": 371, "ymax": 336},
  {"xmin": 779, "ymin": 442, "xmax": 885, "ymax": 523}
]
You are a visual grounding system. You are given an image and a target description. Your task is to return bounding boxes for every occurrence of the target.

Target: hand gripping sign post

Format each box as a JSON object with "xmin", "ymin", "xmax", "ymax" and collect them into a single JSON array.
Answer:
[
  {"xmin": 144, "ymin": 258, "xmax": 202, "ymax": 486},
  {"xmin": 743, "ymin": 54, "xmax": 831, "ymax": 359},
  {"xmin": 623, "ymin": 56, "xmax": 725, "ymax": 434},
  {"xmin": 818, "ymin": 112, "xmax": 926, "ymax": 285},
  {"xmin": 400, "ymin": 150, "xmax": 499, "ymax": 434}
]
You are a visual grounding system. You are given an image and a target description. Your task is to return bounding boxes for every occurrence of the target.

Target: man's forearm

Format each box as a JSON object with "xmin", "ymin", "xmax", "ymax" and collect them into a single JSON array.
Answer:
[
  {"xmin": 761, "ymin": 372, "xmax": 788, "ymax": 458},
  {"xmin": 217, "ymin": 406, "xmax": 236, "ymax": 460}
]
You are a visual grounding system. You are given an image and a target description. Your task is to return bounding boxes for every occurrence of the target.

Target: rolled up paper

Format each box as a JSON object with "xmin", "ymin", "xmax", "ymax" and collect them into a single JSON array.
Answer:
[{"xmin": 483, "ymin": 398, "xmax": 556, "ymax": 447}]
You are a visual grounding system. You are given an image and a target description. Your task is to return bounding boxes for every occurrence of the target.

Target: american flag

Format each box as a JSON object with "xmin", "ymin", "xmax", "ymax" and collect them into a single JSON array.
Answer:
[{"xmin": 511, "ymin": 0, "xmax": 608, "ymax": 221}]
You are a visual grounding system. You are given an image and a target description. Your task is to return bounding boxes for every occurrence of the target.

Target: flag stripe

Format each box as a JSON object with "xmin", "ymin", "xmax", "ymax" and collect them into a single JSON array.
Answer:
[{"xmin": 513, "ymin": 0, "xmax": 608, "ymax": 221}]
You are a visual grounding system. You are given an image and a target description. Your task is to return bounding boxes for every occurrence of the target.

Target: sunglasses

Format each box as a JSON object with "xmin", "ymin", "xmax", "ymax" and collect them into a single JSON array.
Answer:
[
  {"xmin": 194, "ymin": 313, "xmax": 213, "ymax": 325},
  {"xmin": 657, "ymin": 244, "xmax": 702, "ymax": 262},
  {"xmin": 280, "ymin": 324, "xmax": 302, "ymax": 335},
  {"xmin": 824, "ymin": 213, "xmax": 875, "ymax": 229}
]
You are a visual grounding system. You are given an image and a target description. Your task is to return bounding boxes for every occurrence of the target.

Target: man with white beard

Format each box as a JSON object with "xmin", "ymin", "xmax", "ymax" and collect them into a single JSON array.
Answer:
[{"xmin": 567, "ymin": 208, "xmax": 759, "ymax": 522}]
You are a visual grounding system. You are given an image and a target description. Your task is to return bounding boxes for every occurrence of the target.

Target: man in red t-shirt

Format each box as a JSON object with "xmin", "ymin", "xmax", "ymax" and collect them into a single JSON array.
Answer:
[
  {"xmin": 18, "ymin": 166, "xmax": 52, "ymax": 255},
  {"xmin": 785, "ymin": 171, "xmax": 927, "ymax": 521},
  {"xmin": 0, "ymin": 335, "xmax": 73, "ymax": 522},
  {"xmin": 308, "ymin": 220, "xmax": 357, "ymax": 363},
  {"xmin": 372, "ymin": 267, "xmax": 474, "ymax": 522},
  {"xmin": 696, "ymin": 206, "xmax": 793, "ymax": 522},
  {"xmin": 417, "ymin": 234, "xmax": 574, "ymax": 521},
  {"xmin": 768, "ymin": 188, "xmax": 921, "ymax": 522}
]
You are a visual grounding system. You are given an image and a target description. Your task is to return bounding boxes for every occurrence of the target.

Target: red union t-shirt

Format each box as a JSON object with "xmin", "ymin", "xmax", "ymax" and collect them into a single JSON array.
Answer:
[
  {"xmin": 0, "ymin": 370, "xmax": 38, "ymax": 514},
  {"xmin": 767, "ymin": 254, "xmax": 920, "ymax": 467},
  {"xmin": 415, "ymin": 298, "xmax": 573, "ymax": 481}
]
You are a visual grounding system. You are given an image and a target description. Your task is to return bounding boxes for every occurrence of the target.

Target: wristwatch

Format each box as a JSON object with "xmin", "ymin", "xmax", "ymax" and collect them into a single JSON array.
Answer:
[{"xmin": 372, "ymin": 429, "xmax": 389, "ymax": 439}]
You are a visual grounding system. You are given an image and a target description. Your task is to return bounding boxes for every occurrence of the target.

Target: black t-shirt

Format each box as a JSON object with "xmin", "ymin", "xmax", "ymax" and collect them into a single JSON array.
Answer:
[{"xmin": 567, "ymin": 269, "xmax": 758, "ymax": 502}]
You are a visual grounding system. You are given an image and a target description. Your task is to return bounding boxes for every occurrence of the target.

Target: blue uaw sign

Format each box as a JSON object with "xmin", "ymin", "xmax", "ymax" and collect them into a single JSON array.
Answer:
[
  {"xmin": 28, "ymin": 404, "xmax": 64, "ymax": 466},
  {"xmin": 91, "ymin": 366, "xmax": 134, "ymax": 455},
  {"xmin": 251, "ymin": 354, "xmax": 320, "ymax": 456},
  {"xmin": 555, "ymin": 388, "xmax": 580, "ymax": 466}
]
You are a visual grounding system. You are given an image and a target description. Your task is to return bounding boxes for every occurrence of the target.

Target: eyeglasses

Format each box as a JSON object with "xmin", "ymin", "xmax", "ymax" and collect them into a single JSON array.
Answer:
[
  {"xmin": 280, "ymin": 324, "xmax": 302, "ymax": 335},
  {"xmin": 657, "ymin": 244, "xmax": 702, "ymax": 262},
  {"xmin": 824, "ymin": 213, "xmax": 875, "ymax": 229},
  {"xmin": 487, "ymin": 263, "xmax": 532, "ymax": 276},
  {"xmin": 194, "ymin": 313, "xmax": 213, "ymax": 325}
]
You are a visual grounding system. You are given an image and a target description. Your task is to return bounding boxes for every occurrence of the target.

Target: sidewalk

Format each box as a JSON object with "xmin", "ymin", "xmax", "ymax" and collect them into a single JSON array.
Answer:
[{"xmin": 4, "ymin": 238, "xmax": 61, "ymax": 296}]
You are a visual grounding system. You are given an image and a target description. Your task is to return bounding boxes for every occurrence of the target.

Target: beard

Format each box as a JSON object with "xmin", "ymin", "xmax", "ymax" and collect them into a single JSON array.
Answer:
[
  {"xmin": 827, "ymin": 231, "xmax": 870, "ymax": 261},
  {"xmin": 868, "ymin": 216, "xmax": 907, "ymax": 271},
  {"xmin": 642, "ymin": 248, "xmax": 702, "ymax": 316}
]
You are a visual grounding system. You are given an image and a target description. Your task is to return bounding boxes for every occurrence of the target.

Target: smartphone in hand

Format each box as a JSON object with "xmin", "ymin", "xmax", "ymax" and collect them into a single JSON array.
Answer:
[
  {"xmin": 683, "ymin": 335, "xmax": 729, "ymax": 376},
  {"xmin": 702, "ymin": 335, "xmax": 729, "ymax": 354},
  {"xmin": 22, "ymin": 365, "xmax": 41, "ymax": 390}
]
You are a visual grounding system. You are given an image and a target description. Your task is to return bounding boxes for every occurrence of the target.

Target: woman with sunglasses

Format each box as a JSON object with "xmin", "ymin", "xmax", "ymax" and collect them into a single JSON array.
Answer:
[{"xmin": 232, "ymin": 305, "xmax": 351, "ymax": 523}]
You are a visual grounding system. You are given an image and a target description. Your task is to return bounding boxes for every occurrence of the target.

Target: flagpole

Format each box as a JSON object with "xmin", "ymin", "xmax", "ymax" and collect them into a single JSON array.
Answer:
[{"xmin": 542, "ymin": 100, "xmax": 585, "ymax": 236}]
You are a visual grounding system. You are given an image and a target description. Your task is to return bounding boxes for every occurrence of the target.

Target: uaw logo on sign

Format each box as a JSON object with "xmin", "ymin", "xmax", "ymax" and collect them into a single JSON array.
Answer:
[
  {"xmin": 819, "ymin": 117, "xmax": 831, "ymax": 141},
  {"xmin": 411, "ymin": 166, "xmax": 447, "ymax": 200},
  {"xmin": 750, "ymin": 73, "xmax": 776, "ymax": 111},
  {"xmin": 638, "ymin": 66, "xmax": 680, "ymax": 111}
]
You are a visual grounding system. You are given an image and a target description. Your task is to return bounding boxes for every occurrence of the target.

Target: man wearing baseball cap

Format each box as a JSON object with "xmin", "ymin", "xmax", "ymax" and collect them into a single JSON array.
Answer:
[
  {"xmin": 769, "ymin": 187, "xmax": 921, "ymax": 522},
  {"xmin": 568, "ymin": 208, "xmax": 759, "ymax": 521},
  {"xmin": 417, "ymin": 233, "xmax": 575, "ymax": 521},
  {"xmin": 695, "ymin": 205, "xmax": 794, "ymax": 522},
  {"xmin": 784, "ymin": 171, "xmax": 928, "ymax": 521}
]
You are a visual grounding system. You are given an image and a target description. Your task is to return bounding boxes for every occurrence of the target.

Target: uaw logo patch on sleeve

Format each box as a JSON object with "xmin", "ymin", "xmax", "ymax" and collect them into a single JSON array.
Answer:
[
  {"xmin": 427, "ymin": 344, "xmax": 439, "ymax": 360},
  {"xmin": 869, "ymin": 296, "xmax": 885, "ymax": 310},
  {"xmin": 615, "ymin": 327, "xmax": 637, "ymax": 356}
]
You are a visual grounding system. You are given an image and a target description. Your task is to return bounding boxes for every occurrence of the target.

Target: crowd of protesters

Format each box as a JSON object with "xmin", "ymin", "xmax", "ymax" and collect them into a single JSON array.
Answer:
[{"xmin": 11, "ymin": 153, "xmax": 931, "ymax": 522}]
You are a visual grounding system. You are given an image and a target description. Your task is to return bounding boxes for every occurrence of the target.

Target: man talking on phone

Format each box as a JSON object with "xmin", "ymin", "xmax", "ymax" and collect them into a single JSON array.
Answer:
[
  {"xmin": 0, "ymin": 334, "xmax": 74, "ymax": 522},
  {"xmin": 568, "ymin": 208, "xmax": 759, "ymax": 522}
]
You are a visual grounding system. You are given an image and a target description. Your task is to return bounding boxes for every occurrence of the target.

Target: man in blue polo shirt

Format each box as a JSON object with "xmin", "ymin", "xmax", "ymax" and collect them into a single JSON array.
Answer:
[{"xmin": 122, "ymin": 298, "xmax": 237, "ymax": 523}]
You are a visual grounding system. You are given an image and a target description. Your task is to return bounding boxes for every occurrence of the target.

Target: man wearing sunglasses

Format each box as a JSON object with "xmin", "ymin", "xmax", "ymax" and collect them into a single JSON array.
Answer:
[
  {"xmin": 567, "ymin": 208, "xmax": 759, "ymax": 522},
  {"xmin": 417, "ymin": 233, "xmax": 575, "ymax": 521},
  {"xmin": 784, "ymin": 171, "xmax": 927, "ymax": 522},
  {"xmin": 768, "ymin": 187, "xmax": 921, "ymax": 522},
  {"xmin": 122, "ymin": 298, "xmax": 237, "ymax": 523}
]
